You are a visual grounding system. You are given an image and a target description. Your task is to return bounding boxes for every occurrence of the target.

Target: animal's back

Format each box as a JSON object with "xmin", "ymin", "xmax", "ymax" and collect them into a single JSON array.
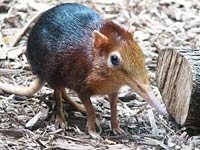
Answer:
[{"xmin": 27, "ymin": 3, "xmax": 104, "ymax": 89}]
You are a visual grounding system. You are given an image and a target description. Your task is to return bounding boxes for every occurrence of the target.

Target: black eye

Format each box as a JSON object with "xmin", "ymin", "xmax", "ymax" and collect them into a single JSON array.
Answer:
[{"xmin": 110, "ymin": 54, "xmax": 120, "ymax": 66}]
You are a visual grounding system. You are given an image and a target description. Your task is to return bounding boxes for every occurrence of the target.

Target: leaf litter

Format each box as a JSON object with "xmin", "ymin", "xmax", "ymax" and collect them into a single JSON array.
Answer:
[{"xmin": 0, "ymin": 0, "xmax": 200, "ymax": 149}]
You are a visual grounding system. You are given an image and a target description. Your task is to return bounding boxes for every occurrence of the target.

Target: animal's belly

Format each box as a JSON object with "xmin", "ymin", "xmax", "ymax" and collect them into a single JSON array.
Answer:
[{"xmin": 91, "ymin": 80, "xmax": 123, "ymax": 95}]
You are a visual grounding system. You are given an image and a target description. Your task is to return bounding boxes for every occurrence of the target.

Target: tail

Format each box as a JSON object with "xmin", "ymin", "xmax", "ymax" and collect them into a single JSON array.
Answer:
[{"xmin": 0, "ymin": 78, "xmax": 45, "ymax": 96}]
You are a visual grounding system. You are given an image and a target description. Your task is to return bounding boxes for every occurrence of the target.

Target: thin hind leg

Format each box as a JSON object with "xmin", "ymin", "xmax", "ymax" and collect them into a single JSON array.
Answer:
[
  {"xmin": 61, "ymin": 89, "xmax": 86, "ymax": 113},
  {"xmin": 54, "ymin": 88, "xmax": 66, "ymax": 128}
]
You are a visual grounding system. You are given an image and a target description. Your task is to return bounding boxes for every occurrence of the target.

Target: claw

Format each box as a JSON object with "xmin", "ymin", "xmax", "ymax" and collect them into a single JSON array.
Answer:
[
  {"xmin": 88, "ymin": 131, "xmax": 103, "ymax": 140},
  {"xmin": 55, "ymin": 115, "xmax": 67, "ymax": 129},
  {"xmin": 112, "ymin": 127, "xmax": 124, "ymax": 135}
]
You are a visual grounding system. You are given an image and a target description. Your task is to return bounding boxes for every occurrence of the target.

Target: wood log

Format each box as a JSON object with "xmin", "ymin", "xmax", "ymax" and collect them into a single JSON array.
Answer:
[{"xmin": 156, "ymin": 49, "xmax": 200, "ymax": 128}]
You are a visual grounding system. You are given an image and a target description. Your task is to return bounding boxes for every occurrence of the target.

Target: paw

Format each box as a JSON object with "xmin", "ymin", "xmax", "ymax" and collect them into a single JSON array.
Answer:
[
  {"xmin": 112, "ymin": 127, "xmax": 124, "ymax": 135},
  {"xmin": 88, "ymin": 131, "xmax": 103, "ymax": 140},
  {"xmin": 55, "ymin": 115, "xmax": 67, "ymax": 129}
]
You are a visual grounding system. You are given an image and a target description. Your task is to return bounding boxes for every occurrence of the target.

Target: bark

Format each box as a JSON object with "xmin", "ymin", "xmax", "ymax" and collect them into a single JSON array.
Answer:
[{"xmin": 156, "ymin": 49, "xmax": 200, "ymax": 127}]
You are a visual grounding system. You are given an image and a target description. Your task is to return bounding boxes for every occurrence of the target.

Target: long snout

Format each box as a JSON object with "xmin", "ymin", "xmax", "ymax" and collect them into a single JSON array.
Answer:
[{"xmin": 129, "ymin": 80, "xmax": 167, "ymax": 115}]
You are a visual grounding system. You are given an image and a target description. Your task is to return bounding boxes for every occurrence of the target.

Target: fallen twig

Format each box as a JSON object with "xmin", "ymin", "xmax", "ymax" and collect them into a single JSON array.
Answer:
[
  {"xmin": 52, "ymin": 133, "xmax": 91, "ymax": 144},
  {"xmin": 147, "ymin": 109, "xmax": 159, "ymax": 135},
  {"xmin": 0, "ymin": 68, "xmax": 20, "ymax": 75},
  {"xmin": 142, "ymin": 137, "xmax": 170, "ymax": 149},
  {"xmin": 11, "ymin": 10, "xmax": 45, "ymax": 47}
]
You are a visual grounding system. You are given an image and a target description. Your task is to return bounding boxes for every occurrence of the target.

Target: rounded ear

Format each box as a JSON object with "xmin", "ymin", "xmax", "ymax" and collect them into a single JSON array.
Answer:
[{"xmin": 93, "ymin": 30, "xmax": 108, "ymax": 54}]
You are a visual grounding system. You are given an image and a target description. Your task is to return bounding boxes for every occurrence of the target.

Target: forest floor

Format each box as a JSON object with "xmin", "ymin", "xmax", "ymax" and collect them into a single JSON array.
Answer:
[{"xmin": 0, "ymin": 0, "xmax": 200, "ymax": 149}]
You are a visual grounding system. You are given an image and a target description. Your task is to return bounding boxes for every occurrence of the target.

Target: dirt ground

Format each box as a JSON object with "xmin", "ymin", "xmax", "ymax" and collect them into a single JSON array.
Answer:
[{"xmin": 0, "ymin": 0, "xmax": 200, "ymax": 149}]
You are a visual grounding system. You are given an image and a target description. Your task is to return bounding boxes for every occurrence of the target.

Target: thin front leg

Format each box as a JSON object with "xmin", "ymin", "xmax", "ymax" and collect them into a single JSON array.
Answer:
[
  {"xmin": 79, "ymin": 96, "xmax": 101, "ymax": 140},
  {"xmin": 54, "ymin": 88, "xmax": 65, "ymax": 128},
  {"xmin": 108, "ymin": 92, "xmax": 124, "ymax": 135}
]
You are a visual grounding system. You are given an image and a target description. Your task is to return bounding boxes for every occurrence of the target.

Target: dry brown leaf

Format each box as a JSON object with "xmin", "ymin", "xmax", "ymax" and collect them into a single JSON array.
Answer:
[{"xmin": 104, "ymin": 139, "xmax": 116, "ymax": 145}]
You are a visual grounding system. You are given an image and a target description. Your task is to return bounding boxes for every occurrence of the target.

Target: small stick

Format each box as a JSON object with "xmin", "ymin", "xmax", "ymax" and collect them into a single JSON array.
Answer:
[
  {"xmin": 51, "ymin": 133, "xmax": 101, "ymax": 147},
  {"xmin": 147, "ymin": 109, "xmax": 159, "ymax": 135},
  {"xmin": 0, "ymin": 68, "xmax": 20, "ymax": 74},
  {"xmin": 52, "ymin": 133, "xmax": 90, "ymax": 144},
  {"xmin": 11, "ymin": 10, "xmax": 45, "ymax": 47},
  {"xmin": 35, "ymin": 138, "xmax": 46, "ymax": 148}
]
